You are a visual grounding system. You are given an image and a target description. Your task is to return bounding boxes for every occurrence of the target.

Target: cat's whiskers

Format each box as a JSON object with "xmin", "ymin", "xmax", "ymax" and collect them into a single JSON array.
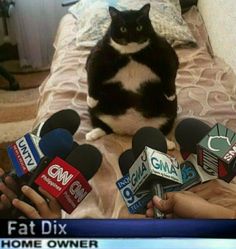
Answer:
[{"xmin": 110, "ymin": 38, "xmax": 149, "ymax": 54}]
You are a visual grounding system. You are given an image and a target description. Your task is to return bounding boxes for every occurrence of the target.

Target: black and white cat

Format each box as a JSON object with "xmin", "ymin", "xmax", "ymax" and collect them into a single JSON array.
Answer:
[{"xmin": 85, "ymin": 4, "xmax": 179, "ymax": 149}]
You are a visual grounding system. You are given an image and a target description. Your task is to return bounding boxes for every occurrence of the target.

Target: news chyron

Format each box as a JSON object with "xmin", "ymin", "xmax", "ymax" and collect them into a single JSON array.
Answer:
[{"xmin": 0, "ymin": 220, "xmax": 236, "ymax": 249}]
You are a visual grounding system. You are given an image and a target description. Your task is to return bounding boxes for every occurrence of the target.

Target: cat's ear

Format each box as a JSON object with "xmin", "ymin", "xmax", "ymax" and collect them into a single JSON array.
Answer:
[
  {"xmin": 109, "ymin": 6, "xmax": 120, "ymax": 19},
  {"xmin": 140, "ymin": 3, "xmax": 150, "ymax": 17}
]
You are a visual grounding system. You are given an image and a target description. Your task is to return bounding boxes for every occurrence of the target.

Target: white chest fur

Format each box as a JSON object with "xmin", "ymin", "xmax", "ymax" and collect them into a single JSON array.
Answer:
[
  {"xmin": 99, "ymin": 108, "xmax": 168, "ymax": 135},
  {"xmin": 105, "ymin": 59, "xmax": 160, "ymax": 92}
]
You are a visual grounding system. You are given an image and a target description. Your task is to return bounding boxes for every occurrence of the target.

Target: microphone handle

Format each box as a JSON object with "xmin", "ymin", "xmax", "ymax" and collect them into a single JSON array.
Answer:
[{"xmin": 152, "ymin": 182, "xmax": 165, "ymax": 219}]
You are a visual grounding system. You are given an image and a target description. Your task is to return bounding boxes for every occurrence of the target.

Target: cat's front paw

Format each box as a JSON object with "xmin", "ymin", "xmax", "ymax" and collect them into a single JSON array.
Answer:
[
  {"xmin": 166, "ymin": 138, "xmax": 176, "ymax": 151},
  {"xmin": 164, "ymin": 94, "xmax": 176, "ymax": 102},
  {"xmin": 87, "ymin": 96, "xmax": 99, "ymax": 108},
  {"xmin": 86, "ymin": 128, "xmax": 106, "ymax": 141}
]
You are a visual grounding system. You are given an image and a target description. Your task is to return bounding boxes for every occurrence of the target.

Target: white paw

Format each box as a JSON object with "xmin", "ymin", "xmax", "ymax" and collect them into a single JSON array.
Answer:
[
  {"xmin": 164, "ymin": 94, "xmax": 176, "ymax": 102},
  {"xmin": 87, "ymin": 96, "xmax": 99, "ymax": 108},
  {"xmin": 166, "ymin": 138, "xmax": 176, "ymax": 151},
  {"xmin": 86, "ymin": 128, "xmax": 106, "ymax": 141}
]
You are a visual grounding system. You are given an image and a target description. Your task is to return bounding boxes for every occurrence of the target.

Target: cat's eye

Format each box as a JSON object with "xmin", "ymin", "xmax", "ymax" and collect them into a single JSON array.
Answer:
[
  {"xmin": 136, "ymin": 25, "xmax": 143, "ymax": 31},
  {"xmin": 120, "ymin": 26, "xmax": 127, "ymax": 33}
]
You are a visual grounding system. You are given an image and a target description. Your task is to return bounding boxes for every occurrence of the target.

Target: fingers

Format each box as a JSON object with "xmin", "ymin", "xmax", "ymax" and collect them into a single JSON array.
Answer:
[
  {"xmin": 20, "ymin": 186, "xmax": 49, "ymax": 215},
  {"xmin": 12, "ymin": 199, "xmax": 41, "ymax": 219},
  {"xmin": 152, "ymin": 195, "xmax": 174, "ymax": 214},
  {"xmin": 0, "ymin": 168, "xmax": 5, "ymax": 177},
  {"xmin": 0, "ymin": 181, "xmax": 17, "ymax": 201},
  {"xmin": 146, "ymin": 195, "xmax": 174, "ymax": 218},
  {"xmin": 38, "ymin": 187, "xmax": 61, "ymax": 214},
  {"xmin": 147, "ymin": 200, "xmax": 153, "ymax": 209},
  {"xmin": 1, "ymin": 194, "xmax": 11, "ymax": 209},
  {"xmin": 146, "ymin": 208, "xmax": 154, "ymax": 218},
  {"xmin": 4, "ymin": 176, "xmax": 20, "ymax": 194}
]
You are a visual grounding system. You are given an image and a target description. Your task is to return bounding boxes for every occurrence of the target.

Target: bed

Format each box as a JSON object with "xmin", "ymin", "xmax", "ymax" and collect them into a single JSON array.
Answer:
[{"xmin": 34, "ymin": 1, "xmax": 236, "ymax": 218}]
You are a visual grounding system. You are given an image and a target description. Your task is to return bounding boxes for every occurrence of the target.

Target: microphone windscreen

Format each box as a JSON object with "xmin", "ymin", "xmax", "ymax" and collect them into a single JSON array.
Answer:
[
  {"xmin": 39, "ymin": 128, "xmax": 73, "ymax": 159},
  {"xmin": 175, "ymin": 118, "xmax": 211, "ymax": 154},
  {"xmin": 118, "ymin": 149, "xmax": 135, "ymax": 176},
  {"xmin": 72, "ymin": 141, "xmax": 80, "ymax": 150},
  {"xmin": 66, "ymin": 144, "xmax": 102, "ymax": 180},
  {"xmin": 132, "ymin": 127, "xmax": 167, "ymax": 158},
  {"xmin": 40, "ymin": 109, "xmax": 80, "ymax": 137}
]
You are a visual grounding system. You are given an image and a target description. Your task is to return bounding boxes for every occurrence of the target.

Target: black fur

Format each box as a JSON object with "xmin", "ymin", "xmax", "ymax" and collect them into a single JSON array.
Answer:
[{"xmin": 86, "ymin": 4, "xmax": 179, "ymax": 136}]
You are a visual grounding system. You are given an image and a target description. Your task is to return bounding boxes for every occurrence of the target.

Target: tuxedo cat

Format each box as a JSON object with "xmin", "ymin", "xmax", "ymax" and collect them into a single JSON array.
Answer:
[{"xmin": 85, "ymin": 4, "xmax": 179, "ymax": 149}]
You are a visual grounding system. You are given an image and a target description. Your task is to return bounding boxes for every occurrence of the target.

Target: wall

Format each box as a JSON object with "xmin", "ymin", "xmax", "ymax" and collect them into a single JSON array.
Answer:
[{"xmin": 198, "ymin": 0, "xmax": 236, "ymax": 74}]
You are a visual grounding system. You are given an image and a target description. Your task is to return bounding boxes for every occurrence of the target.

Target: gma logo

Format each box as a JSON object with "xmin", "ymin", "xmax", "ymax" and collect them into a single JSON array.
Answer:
[{"xmin": 48, "ymin": 165, "xmax": 74, "ymax": 186}]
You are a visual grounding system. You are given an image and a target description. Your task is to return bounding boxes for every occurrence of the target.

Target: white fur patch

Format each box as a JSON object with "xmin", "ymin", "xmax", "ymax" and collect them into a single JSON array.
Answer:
[
  {"xmin": 165, "ymin": 94, "xmax": 176, "ymax": 102},
  {"xmin": 110, "ymin": 39, "xmax": 149, "ymax": 54},
  {"xmin": 99, "ymin": 108, "xmax": 168, "ymax": 135},
  {"xmin": 105, "ymin": 59, "xmax": 159, "ymax": 92},
  {"xmin": 86, "ymin": 128, "xmax": 106, "ymax": 141},
  {"xmin": 87, "ymin": 95, "xmax": 99, "ymax": 108}
]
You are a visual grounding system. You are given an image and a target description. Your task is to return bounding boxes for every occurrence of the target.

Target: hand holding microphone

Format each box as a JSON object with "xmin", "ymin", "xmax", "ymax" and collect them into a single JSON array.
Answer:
[
  {"xmin": 129, "ymin": 127, "xmax": 183, "ymax": 218},
  {"xmin": 11, "ymin": 143, "xmax": 102, "ymax": 219},
  {"xmin": 146, "ymin": 191, "xmax": 236, "ymax": 219}
]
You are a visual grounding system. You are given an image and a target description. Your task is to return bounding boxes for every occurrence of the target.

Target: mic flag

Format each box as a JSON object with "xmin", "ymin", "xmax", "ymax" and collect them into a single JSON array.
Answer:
[
  {"xmin": 7, "ymin": 133, "xmax": 43, "ymax": 177},
  {"xmin": 34, "ymin": 157, "xmax": 92, "ymax": 214},
  {"xmin": 197, "ymin": 123, "xmax": 236, "ymax": 182},
  {"xmin": 116, "ymin": 149, "xmax": 152, "ymax": 214},
  {"xmin": 129, "ymin": 146, "xmax": 182, "ymax": 195}
]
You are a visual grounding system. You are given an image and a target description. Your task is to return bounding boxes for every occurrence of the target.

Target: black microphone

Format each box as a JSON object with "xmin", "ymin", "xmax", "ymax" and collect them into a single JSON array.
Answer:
[
  {"xmin": 175, "ymin": 118, "xmax": 211, "ymax": 159},
  {"xmin": 175, "ymin": 118, "xmax": 216, "ymax": 182},
  {"xmin": 129, "ymin": 127, "xmax": 182, "ymax": 218},
  {"xmin": 33, "ymin": 109, "xmax": 80, "ymax": 137},
  {"xmin": 132, "ymin": 127, "xmax": 167, "ymax": 159},
  {"xmin": 116, "ymin": 149, "xmax": 152, "ymax": 214}
]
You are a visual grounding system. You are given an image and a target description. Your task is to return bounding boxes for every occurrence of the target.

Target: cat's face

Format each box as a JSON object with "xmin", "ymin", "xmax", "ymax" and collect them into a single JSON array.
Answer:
[{"xmin": 108, "ymin": 4, "xmax": 152, "ymax": 45}]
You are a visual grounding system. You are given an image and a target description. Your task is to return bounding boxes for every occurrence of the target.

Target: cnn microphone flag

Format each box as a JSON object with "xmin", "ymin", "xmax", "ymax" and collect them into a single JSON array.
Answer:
[{"xmin": 35, "ymin": 157, "xmax": 91, "ymax": 214}]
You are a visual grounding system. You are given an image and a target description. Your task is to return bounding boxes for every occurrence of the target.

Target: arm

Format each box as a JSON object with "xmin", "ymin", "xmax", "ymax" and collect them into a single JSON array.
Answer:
[
  {"xmin": 146, "ymin": 192, "xmax": 236, "ymax": 219},
  {"xmin": 189, "ymin": 179, "xmax": 236, "ymax": 210}
]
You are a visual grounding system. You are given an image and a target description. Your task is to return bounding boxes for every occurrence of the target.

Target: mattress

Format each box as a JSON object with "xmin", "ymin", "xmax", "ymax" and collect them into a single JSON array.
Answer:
[{"xmin": 34, "ymin": 6, "xmax": 236, "ymax": 218}]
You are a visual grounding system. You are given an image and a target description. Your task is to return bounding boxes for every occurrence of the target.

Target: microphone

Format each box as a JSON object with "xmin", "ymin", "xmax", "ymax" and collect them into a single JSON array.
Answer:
[
  {"xmin": 197, "ymin": 123, "xmax": 236, "ymax": 182},
  {"xmin": 11, "ymin": 130, "xmax": 74, "ymax": 218},
  {"xmin": 116, "ymin": 149, "xmax": 152, "ymax": 214},
  {"xmin": 129, "ymin": 127, "xmax": 183, "ymax": 218},
  {"xmin": 32, "ymin": 109, "xmax": 80, "ymax": 137},
  {"xmin": 132, "ymin": 127, "xmax": 167, "ymax": 159},
  {"xmin": 7, "ymin": 128, "xmax": 74, "ymax": 178},
  {"xmin": 175, "ymin": 119, "xmax": 236, "ymax": 183},
  {"xmin": 175, "ymin": 118, "xmax": 211, "ymax": 159},
  {"xmin": 34, "ymin": 144, "xmax": 102, "ymax": 214}
]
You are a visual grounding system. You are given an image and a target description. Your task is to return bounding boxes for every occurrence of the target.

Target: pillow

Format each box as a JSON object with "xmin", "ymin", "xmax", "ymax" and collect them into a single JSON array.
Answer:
[{"xmin": 69, "ymin": 0, "xmax": 196, "ymax": 47}]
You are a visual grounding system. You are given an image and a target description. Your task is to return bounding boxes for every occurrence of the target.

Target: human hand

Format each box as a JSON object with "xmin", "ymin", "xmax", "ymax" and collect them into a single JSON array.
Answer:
[
  {"xmin": 189, "ymin": 179, "xmax": 236, "ymax": 210},
  {"xmin": 146, "ymin": 191, "xmax": 236, "ymax": 219},
  {"xmin": 12, "ymin": 186, "xmax": 62, "ymax": 219},
  {"xmin": 0, "ymin": 168, "xmax": 20, "ymax": 213}
]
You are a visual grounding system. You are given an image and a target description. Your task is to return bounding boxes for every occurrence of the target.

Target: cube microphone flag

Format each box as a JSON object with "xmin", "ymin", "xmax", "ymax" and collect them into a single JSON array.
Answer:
[
  {"xmin": 197, "ymin": 123, "xmax": 236, "ymax": 182},
  {"xmin": 116, "ymin": 149, "xmax": 152, "ymax": 214},
  {"xmin": 129, "ymin": 127, "xmax": 183, "ymax": 218}
]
